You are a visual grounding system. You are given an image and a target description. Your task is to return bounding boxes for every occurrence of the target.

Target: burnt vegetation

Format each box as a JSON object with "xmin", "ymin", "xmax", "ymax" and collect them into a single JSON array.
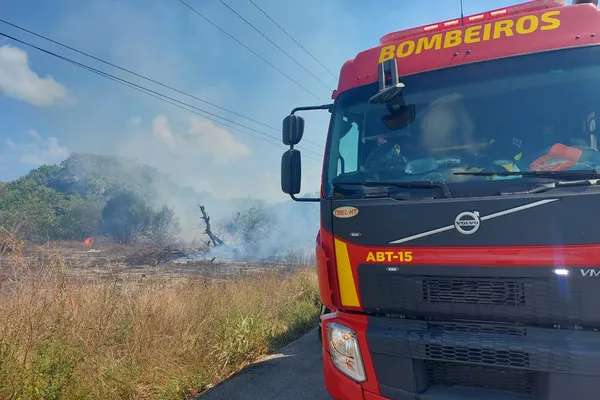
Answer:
[
  {"xmin": 0, "ymin": 153, "xmax": 318, "ymax": 264},
  {"xmin": 0, "ymin": 156, "xmax": 320, "ymax": 399}
]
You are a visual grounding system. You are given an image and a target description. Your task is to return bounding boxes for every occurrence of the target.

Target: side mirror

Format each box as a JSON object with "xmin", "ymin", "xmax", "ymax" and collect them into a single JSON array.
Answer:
[
  {"xmin": 282, "ymin": 115, "xmax": 305, "ymax": 146},
  {"xmin": 281, "ymin": 149, "xmax": 301, "ymax": 195}
]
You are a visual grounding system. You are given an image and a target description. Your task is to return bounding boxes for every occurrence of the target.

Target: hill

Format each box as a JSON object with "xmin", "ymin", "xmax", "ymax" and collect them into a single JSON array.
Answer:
[{"xmin": 0, "ymin": 153, "xmax": 319, "ymax": 259}]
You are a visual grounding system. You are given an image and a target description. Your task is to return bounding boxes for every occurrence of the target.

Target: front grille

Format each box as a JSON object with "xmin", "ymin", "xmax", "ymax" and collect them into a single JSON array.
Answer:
[
  {"xmin": 423, "ymin": 277, "xmax": 525, "ymax": 306},
  {"xmin": 426, "ymin": 321, "xmax": 527, "ymax": 336},
  {"xmin": 357, "ymin": 265, "xmax": 600, "ymax": 325},
  {"xmin": 425, "ymin": 360, "xmax": 537, "ymax": 395},
  {"xmin": 367, "ymin": 317, "xmax": 600, "ymax": 399},
  {"xmin": 426, "ymin": 344, "xmax": 530, "ymax": 368}
]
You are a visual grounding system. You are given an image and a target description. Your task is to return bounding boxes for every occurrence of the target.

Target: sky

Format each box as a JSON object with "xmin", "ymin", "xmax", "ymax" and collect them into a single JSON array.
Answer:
[{"xmin": 0, "ymin": 0, "xmax": 526, "ymax": 202}]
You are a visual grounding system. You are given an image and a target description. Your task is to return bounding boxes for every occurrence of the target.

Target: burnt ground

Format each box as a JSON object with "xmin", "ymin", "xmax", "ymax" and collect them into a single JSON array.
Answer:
[{"xmin": 0, "ymin": 240, "xmax": 312, "ymax": 282}]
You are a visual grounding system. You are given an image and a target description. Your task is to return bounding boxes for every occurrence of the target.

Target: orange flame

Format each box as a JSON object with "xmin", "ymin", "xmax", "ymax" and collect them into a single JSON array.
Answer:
[{"xmin": 82, "ymin": 237, "xmax": 94, "ymax": 246}]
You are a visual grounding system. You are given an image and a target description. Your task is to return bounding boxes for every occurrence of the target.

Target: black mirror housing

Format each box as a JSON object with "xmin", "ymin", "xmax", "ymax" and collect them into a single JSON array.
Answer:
[
  {"xmin": 282, "ymin": 115, "xmax": 305, "ymax": 145},
  {"xmin": 281, "ymin": 149, "xmax": 302, "ymax": 195},
  {"xmin": 382, "ymin": 104, "xmax": 416, "ymax": 130}
]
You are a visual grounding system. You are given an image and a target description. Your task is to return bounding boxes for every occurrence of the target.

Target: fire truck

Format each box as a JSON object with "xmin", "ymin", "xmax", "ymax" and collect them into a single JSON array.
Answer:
[{"xmin": 281, "ymin": 0, "xmax": 600, "ymax": 399}]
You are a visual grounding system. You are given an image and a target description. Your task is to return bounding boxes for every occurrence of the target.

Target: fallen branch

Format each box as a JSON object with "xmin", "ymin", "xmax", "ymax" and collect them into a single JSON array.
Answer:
[{"xmin": 124, "ymin": 245, "xmax": 188, "ymax": 266}]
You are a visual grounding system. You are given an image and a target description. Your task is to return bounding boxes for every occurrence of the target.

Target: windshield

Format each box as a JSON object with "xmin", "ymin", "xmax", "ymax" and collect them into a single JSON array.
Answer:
[{"xmin": 324, "ymin": 45, "xmax": 600, "ymax": 198}]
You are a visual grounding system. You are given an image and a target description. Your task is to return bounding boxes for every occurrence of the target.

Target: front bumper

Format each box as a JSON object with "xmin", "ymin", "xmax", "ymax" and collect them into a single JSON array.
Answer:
[{"xmin": 321, "ymin": 312, "xmax": 600, "ymax": 400}]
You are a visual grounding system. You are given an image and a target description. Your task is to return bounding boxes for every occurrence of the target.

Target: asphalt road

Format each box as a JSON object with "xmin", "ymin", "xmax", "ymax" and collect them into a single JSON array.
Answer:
[{"xmin": 198, "ymin": 328, "xmax": 332, "ymax": 400}]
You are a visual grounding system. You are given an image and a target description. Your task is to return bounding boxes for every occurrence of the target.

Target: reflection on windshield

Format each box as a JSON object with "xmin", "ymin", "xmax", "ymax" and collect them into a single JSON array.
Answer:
[{"xmin": 324, "ymin": 46, "xmax": 600, "ymax": 198}]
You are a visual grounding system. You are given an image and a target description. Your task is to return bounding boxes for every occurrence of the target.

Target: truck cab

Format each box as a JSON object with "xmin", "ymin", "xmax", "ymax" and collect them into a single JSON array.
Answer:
[{"xmin": 282, "ymin": 0, "xmax": 600, "ymax": 399}]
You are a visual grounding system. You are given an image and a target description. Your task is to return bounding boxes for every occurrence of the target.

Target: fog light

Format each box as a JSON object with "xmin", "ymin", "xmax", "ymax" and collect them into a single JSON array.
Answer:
[{"xmin": 327, "ymin": 322, "xmax": 366, "ymax": 382}]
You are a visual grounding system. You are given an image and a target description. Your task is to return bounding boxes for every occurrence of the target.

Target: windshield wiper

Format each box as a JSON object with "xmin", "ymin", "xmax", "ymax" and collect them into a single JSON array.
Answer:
[
  {"xmin": 453, "ymin": 170, "xmax": 600, "ymax": 194},
  {"xmin": 333, "ymin": 181, "xmax": 452, "ymax": 198},
  {"xmin": 453, "ymin": 170, "xmax": 600, "ymax": 180}
]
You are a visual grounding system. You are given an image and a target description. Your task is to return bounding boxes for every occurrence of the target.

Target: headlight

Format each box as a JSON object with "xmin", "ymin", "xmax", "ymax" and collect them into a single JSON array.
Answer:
[{"xmin": 327, "ymin": 322, "xmax": 366, "ymax": 382}]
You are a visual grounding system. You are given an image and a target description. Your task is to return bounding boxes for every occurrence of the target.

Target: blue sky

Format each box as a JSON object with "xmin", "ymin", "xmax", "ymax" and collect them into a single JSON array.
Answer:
[{"xmin": 0, "ymin": 0, "xmax": 523, "ymax": 201}]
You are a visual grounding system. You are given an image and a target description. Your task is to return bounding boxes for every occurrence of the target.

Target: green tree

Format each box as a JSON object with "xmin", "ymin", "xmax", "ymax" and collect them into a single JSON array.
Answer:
[
  {"xmin": 143, "ymin": 205, "xmax": 181, "ymax": 246},
  {"xmin": 100, "ymin": 191, "xmax": 152, "ymax": 244},
  {"xmin": 0, "ymin": 178, "xmax": 107, "ymax": 242},
  {"xmin": 0, "ymin": 179, "xmax": 63, "ymax": 241},
  {"xmin": 54, "ymin": 196, "xmax": 105, "ymax": 240},
  {"xmin": 223, "ymin": 205, "xmax": 276, "ymax": 257}
]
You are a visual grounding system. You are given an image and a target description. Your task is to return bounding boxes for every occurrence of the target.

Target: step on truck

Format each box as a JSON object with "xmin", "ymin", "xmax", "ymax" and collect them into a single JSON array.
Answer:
[{"xmin": 280, "ymin": 0, "xmax": 600, "ymax": 399}]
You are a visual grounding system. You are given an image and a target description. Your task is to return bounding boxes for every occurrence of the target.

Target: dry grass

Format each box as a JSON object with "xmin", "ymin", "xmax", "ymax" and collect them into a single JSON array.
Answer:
[{"xmin": 0, "ymin": 237, "xmax": 320, "ymax": 400}]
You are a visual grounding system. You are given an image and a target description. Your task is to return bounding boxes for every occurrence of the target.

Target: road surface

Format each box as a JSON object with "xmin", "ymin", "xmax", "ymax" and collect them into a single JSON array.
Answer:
[{"xmin": 198, "ymin": 328, "xmax": 331, "ymax": 400}]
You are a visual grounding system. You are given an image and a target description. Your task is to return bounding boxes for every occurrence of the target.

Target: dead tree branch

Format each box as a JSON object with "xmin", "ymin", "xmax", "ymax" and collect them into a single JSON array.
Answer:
[
  {"xmin": 124, "ymin": 245, "xmax": 187, "ymax": 267},
  {"xmin": 197, "ymin": 205, "xmax": 225, "ymax": 247}
]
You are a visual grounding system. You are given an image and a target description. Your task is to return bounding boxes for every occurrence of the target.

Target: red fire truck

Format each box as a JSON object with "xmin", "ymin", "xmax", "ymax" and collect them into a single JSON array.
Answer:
[{"xmin": 281, "ymin": 0, "xmax": 600, "ymax": 398}]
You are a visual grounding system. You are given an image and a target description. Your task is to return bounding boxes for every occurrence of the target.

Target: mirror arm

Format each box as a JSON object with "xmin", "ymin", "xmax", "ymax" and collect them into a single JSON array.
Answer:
[
  {"xmin": 290, "ymin": 193, "xmax": 320, "ymax": 202},
  {"xmin": 291, "ymin": 104, "xmax": 333, "ymax": 115}
]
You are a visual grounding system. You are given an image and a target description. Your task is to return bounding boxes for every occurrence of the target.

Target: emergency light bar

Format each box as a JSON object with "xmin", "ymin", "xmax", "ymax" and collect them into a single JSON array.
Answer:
[{"xmin": 380, "ymin": 0, "xmax": 567, "ymax": 45}]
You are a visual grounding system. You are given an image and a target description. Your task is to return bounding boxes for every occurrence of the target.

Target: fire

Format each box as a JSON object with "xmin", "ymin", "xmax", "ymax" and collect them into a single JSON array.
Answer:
[{"xmin": 82, "ymin": 237, "xmax": 94, "ymax": 246}]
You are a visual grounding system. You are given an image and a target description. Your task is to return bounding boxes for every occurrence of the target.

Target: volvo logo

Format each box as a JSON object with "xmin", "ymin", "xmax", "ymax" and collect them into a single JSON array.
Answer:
[{"xmin": 454, "ymin": 211, "xmax": 481, "ymax": 235}]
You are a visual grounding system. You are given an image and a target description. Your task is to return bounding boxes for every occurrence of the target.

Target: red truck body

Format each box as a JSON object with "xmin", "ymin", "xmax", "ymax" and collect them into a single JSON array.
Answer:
[{"xmin": 282, "ymin": 0, "xmax": 600, "ymax": 399}]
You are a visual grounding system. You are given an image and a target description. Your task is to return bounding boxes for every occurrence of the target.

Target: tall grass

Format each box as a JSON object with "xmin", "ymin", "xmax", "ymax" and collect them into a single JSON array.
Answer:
[{"xmin": 0, "ymin": 241, "xmax": 320, "ymax": 399}]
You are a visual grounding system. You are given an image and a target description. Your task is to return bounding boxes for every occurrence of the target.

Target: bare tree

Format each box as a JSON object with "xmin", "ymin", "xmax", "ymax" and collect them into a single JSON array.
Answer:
[{"xmin": 197, "ymin": 205, "xmax": 225, "ymax": 248}]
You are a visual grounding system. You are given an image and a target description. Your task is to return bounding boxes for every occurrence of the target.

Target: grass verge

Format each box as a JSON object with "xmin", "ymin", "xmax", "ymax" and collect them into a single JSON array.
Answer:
[{"xmin": 0, "ymin": 246, "xmax": 320, "ymax": 400}]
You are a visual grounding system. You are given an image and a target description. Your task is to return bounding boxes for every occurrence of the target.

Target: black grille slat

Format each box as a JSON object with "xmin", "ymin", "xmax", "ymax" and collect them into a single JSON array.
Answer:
[
  {"xmin": 425, "ymin": 360, "xmax": 537, "ymax": 395},
  {"xmin": 426, "ymin": 321, "xmax": 526, "ymax": 336},
  {"xmin": 423, "ymin": 278, "xmax": 525, "ymax": 306},
  {"xmin": 426, "ymin": 344, "xmax": 530, "ymax": 368}
]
